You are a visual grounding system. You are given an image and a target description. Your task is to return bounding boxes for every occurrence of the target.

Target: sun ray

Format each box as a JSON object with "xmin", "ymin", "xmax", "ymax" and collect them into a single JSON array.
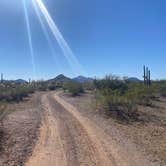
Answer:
[
  {"xmin": 32, "ymin": 0, "xmax": 60, "ymax": 73},
  {"xmin": 22, "ymin": 0, "xmax": 36, "ymax": 79},
  {"xmin": 33, "ymin": 0, "xmax": 85, "ymax": 76}
]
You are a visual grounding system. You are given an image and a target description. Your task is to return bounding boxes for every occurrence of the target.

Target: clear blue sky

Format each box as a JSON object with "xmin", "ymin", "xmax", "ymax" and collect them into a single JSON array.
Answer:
[{"xmin": 0, "ymin": 0, "xmax": 165, "ymax": 80}]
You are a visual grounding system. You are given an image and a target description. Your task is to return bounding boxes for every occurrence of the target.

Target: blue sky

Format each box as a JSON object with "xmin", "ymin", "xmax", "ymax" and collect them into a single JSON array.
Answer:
[{"xmin": 0, "ymin": 0, "xmax": 165, "ymax": 80}]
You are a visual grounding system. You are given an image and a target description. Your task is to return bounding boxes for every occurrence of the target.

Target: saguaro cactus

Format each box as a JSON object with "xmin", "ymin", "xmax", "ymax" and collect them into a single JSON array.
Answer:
[
  {"xmin": 148, "ymin": 70, "xmax": 151, "ymax": 85},
  {"xmin": 1, "ymin": 73, "xmax": 3, "ymax": 83},
  {"xmin": 143, "ymin": 65, "xmax": 146, "ymax": 85},
  {"xmin": 143, "ymin": 66, "xmax": 151, "ymax": 86}
]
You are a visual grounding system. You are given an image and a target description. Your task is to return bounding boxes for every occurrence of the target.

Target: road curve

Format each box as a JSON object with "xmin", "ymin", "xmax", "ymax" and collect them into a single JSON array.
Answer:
[{"xmin": 26, "ymin": 92, "xmax": 154, "ymax": 166}]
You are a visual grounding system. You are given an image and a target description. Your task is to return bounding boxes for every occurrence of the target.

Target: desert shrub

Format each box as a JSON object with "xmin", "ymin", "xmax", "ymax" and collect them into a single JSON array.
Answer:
[
  {"xmin": 155, "ymin": 81, "xmax": 166, "ymax": 97},
  {"xmin": 93, "ymin": 75, "xmax": 158, "ymax": 122},
  {"xmin": 82, "ymin": 81, "xmax": 95, "ymax": 91},
  {"xmin": 0, "ymin": 84, "xmax": 35, "ymax": 102},
  {"xmin": 124, "ymin": 83, "xmax": 155, "ymax": 106},
  {"xmin": 48, "ymin": 84, "xmax": 57, "ymax": 91},
  {"xmin": 94, "ymin": 88, "xmax": 138, "ymax": 122},
  {"xmin": 160, "ymin": 86, "xmax": 166, "ymax": 97},
  {"xmin": 94, "ymin": 75, "xmax": 128, "ymax": 94},
  {"xmin": 0, "ymin": 102, "xmax": 7, "ymax": 121},
  {"xmin": 36, "ymin": 81, "xmax": 48, "ymax": 91},
  {"xmin": 65, "ymin": 82, "xmax": 84, "ymax": 96}
]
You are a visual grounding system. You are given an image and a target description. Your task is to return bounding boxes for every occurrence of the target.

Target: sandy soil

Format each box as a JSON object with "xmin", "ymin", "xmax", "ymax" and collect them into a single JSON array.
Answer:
[
  {"xmin": 0, "ymin": 92, "xmax": 44, "ymax": 166},
  {"xmin": 26, "ymin": 92, "xmax": 155, "ymax": 166}
]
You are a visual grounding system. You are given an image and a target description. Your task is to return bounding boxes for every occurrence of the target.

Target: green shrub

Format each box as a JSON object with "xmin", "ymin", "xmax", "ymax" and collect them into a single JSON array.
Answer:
[
  {"xmin": 36, "ymin": 82, "xmax": 48, "ymax": 91},
  {"xmin": 94, "ymin": 75, "xmax": 128, "ymax": 94},
  {"xmin": 94, "ymin": 89, "xmax": 138, "ymax": 122},
  {"xmin": 48, "ymin": 84, "xmax": 57, "ymax": 91},
  {"xmin": 156, "ymin": 81, "xmax": 166, "ymax": 97},
  {"xmin": 124, "ymin": 83, "xmax": 155, "ymax": 106},
  {"xmin": 65, "ymin": 82, "xmax": 84, "ymax": 96},
  {"xmin": 0, "ymin": 84, "xmax": 35, "ymax": 102},
  {"xmin": 93, "ymin": 76, "xmax": 161, "ymax": 122}
]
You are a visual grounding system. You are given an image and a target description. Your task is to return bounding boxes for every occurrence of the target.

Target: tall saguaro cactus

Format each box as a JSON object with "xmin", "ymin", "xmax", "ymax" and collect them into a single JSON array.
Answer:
[
  {"xmin": 143, "ymin": 65, "xmax": 146, "ymax": 85},
  {"xmin": 1, "ymin": 73, "xmax": 3, "ymax": 83},
  {"xmin": 143, "ymin": 66, "xmax": 151, "ymax": 86},
  {"xmin": 148, "ymin": 70, "xmax": 151, "ymax": 85}
]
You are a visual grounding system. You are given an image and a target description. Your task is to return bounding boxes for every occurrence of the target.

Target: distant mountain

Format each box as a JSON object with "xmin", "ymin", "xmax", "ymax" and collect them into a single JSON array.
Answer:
[
  {"xmin": 14, "ymin": 79, "xmax": 28, "ymax": 84},
  {"xmin": 47, "ymin": 74, "xmax": 93, "ymax": 84},
  {"xmin": 127, "ymin": 77, "xmax": 141, "ymax": 82},
  {"xmin": 73, "ymin": 76, "xmax": 93, "ymax": 83},
  {"xmin": 0, "ymin": 79, "xmax": 28, "ymax": 84},
  {"xmin": 47, "ymin": 74, "xmax": 72, "ymax": 83}
]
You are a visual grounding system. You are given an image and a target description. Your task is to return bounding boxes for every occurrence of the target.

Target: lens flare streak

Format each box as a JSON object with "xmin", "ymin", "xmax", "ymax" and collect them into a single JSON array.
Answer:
[
  {"xmin": 34, "ymin": 0, "xmax": 84, "ymax": 75},
  {"xmin": 32, "ymin": 0, "xmax": 60, "ymax": 72},
  {"xmin": 23, "ymin": 0, "xmax": 36, "ymax": 79}
]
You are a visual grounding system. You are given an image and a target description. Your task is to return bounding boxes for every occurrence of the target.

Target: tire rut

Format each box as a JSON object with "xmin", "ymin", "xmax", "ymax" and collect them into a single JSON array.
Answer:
[
  {"xmin": 47, "ymin": 94, "xmax": 105, "ymax": 166},
  {"xmin": 26, "ymin": 93, "xmax": 111, "ymax": 166},
  {"xmin": 27, "ymin": 92, "xmax": 152, "ymax": 166},
  {"xmin": 53, "ymin": 92, "xmax": 154, "ymax": 166}
]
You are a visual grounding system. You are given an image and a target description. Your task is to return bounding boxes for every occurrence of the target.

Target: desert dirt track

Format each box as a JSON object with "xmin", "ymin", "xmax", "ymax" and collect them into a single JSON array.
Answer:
[{"xmin": 26, "ymin": 92, "xmax": 155, "ymax": 166}]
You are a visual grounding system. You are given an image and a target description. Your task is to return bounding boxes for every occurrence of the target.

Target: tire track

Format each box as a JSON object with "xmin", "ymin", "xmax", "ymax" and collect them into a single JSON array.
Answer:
[
  {"xmin": 26, "ymin": 93, "xmax": 112, "ymax": 166},
  {"xmin": 26, "ymin": 92, "xmax": 153, "ymax": 166},
  {"xmin": 53, "ymin": 92, "xmax": 154, "ymax": 166},
  {"xmin": 47, "ymin": 94, "xmax": 108, "ymax": 166},
  {"xmin": 26, "ymin": 95, "xmax": 67, "ymax": 166}
]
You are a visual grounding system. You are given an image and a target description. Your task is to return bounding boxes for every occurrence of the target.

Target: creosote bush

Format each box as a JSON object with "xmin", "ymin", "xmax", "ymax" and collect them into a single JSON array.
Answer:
[{"xmin": 64, "ymin": 82, "xmax": 84, "ymax": 96}]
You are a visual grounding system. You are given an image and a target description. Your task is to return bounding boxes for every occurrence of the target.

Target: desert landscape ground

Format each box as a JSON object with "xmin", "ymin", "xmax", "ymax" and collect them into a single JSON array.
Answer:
[
  {"xmin": 0, "ymin": 80, "xmax": 166, "ymax": 166},
  {"xmin": 0, "ymin": 0, "xmax": 165, "ymax": 165}
]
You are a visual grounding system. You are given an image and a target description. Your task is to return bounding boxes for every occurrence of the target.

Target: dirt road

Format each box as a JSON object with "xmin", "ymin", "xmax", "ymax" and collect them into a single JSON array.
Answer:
[{"xmin": 26, "ymin": 92, "xmax": 155, "ymax": 166}]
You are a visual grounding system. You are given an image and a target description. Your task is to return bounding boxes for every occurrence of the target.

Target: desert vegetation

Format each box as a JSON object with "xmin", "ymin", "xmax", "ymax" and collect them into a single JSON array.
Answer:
[
  {"xmin": 0, "ymin": 83, "xmax": 35, "ymax": 102},
  {"xmin": 63, "ymin": 82, "xmax": 84, "ymax": 96},
  {"xmin": 93, "ymin": 75, "xmax": 166, "ymax": 122},
  {"xmin": 0, "ymin": 102, "xmax": 7, "ymax": 121},
  {"xmin": 1, "ymin": 74, "xmax": 166, "ymax": 123},
  {"xmin": 0, "ymin": 82, "xmax": 35, "ymax": 123},
  {"xmin": 0, "ymin": 74, "xmax": 166, "ymax": 165}
]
